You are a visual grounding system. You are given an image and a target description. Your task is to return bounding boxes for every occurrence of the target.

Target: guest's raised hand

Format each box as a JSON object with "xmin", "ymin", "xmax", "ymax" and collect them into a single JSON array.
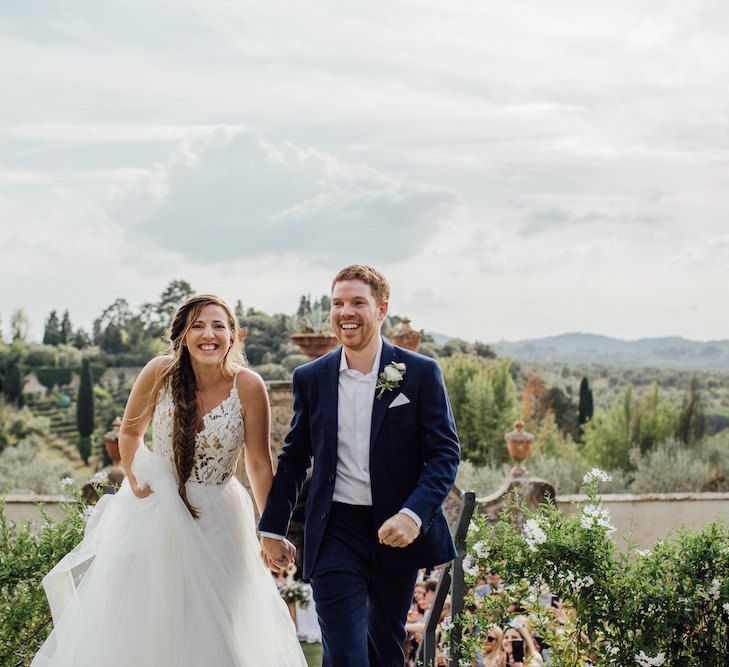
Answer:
[{"xmin": 377, "ymin": 512, "xmax": 419, "ymax": 548}]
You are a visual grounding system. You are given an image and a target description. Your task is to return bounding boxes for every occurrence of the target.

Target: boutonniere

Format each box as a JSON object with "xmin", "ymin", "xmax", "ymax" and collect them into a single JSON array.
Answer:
[{"xmin": 376, "ymin": 362, "xmax": 406, "ymax": 399}]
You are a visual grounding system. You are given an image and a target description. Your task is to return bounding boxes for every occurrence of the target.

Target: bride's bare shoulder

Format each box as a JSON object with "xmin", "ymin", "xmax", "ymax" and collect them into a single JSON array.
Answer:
[
  {"xmin": 135, "ymin": 355, "xmax": 175, "ymax": 387},
  {"xmin": 234, "ymin": 367, "xmax": 268, "ymax": 402}
]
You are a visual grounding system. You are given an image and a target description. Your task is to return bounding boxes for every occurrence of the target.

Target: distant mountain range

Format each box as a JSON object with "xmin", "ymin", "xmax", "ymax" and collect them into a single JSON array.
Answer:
[{"xmin": 487, "ymin": 333, "xmax": 729, "ymax": 371}]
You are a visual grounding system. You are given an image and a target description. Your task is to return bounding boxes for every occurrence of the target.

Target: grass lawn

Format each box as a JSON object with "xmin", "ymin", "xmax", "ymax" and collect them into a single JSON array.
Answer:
[{"xmin": 301, "ymin": 642, "xmax": 322, "ymax": 666}]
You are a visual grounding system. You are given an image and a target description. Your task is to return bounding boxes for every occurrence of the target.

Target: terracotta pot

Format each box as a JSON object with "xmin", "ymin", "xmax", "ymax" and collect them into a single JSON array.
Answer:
[
  {"xmin": 103, "ymin": 417, "xmax": 122, "ymax": 467},
  {"xmin": 289, "ymin": 332, "xmax": 339, "ymax": 360},
  {"xmin": 388, "ymin": 317, "xmax": 421, "ymax": 352},
  {"xmin": 505, "ymin": 420, "xmax": 534, "ymax": 478}
]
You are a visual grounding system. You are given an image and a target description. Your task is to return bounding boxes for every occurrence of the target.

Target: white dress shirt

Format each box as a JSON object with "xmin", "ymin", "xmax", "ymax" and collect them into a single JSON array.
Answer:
[{"xmin": 261, "ymin": 337, "xmax": 421, "ymax": 540}]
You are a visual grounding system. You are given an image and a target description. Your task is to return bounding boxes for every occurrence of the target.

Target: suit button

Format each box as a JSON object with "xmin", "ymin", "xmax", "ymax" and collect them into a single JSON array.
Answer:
[
  {"xmin": 321, "ymin": 512, "xmax": 327, "ymax": 519},
  {"xmin": 328, "ymin": 475, "xmax": 334, "ymax": 482}
]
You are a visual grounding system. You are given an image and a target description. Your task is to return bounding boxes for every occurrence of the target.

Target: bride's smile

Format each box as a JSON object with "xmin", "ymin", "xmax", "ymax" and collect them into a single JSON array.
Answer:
[{"xmin": 185, "ymin": 304, "xmax": 233, "ymax": 365}]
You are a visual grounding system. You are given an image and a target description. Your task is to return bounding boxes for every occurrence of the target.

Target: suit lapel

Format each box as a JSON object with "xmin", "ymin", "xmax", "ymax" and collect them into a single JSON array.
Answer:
[
  {"xmin": 369, "ymin": 338, "xmax": 398, "ymax": 457},
  {"xmin": 317, "ymin": 347, "xmax": 341, "ymax": 463}
]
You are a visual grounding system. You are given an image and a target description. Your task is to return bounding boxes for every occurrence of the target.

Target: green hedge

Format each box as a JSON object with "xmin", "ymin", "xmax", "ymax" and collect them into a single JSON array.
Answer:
[{"xmin": 33, "ymin": 367, "xmax": 74, "ymax": 391}]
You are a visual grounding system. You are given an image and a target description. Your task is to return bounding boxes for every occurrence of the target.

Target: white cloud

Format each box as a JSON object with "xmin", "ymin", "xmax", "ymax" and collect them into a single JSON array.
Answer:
[{"xmin": 120, "ymin": 128, "xmax": 456, "ymax": 264}]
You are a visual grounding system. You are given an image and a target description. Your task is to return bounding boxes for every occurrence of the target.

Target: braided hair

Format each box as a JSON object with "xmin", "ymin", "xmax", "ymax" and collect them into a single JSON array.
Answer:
[
  {"xmin": 148, "ymin": 294, "xmax": 247, "ymax": 518},
  {"xmin": 170, "ymin": 346, "xmax": 201, "ymax": 518}
]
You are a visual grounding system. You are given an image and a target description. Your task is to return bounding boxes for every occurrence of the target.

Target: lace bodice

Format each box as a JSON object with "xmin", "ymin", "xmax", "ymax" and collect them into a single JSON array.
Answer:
[{"xmin": 152, "ymin": 376, "xmax": 245, "ymax": 485}]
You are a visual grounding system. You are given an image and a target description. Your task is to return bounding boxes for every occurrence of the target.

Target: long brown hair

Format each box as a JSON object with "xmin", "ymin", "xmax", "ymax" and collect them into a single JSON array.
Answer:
[{"xmin": 150, "ymin": 294, "xmax": 246, "ymax": 518}]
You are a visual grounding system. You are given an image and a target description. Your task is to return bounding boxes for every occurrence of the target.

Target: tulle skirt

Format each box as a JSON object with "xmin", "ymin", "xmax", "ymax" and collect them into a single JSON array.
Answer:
[{"xmin": 32, "ymin": 446, "xmax": 307, "ymax": 666}]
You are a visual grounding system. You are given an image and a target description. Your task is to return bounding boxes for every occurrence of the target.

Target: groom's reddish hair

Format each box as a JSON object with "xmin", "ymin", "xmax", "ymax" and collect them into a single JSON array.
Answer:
[{"xmin": 332, "ymin": 265, "xmax": 390, "ymax": 305}]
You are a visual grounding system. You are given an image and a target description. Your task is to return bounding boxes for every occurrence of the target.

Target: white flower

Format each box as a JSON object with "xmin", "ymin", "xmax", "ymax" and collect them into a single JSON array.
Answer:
[
  {"xmin": 722, "ymin": 602, "xmax": 729, "ymax": 614},
  {"xmin": 440, "ymin": 615, "xmax": 453, "ymax": 632},
  {"xmin": 523, "ymin": 518, "xmax": 547, "ymax": 552},
  {"xmin": 636, "ymin": 549, "xmax": 651, "ymax": 557},
  {"xmin": 383, "ymin": 365, "xmax": 403, "ymax": 382},
  {"xmin": 580, "ymin": 504, "xmax": 616, "ymax": 535},
  {"xmin": 468, "ymin": 520, "xmax": 478, "ymax": 533},
  {"xmin": 708, "ymin": 578, "xmax": 721, "ymax": 601},
  {"xmin": 376, "ymin": 362, "xmax": 406, "ymax": 398},
  {"xmin": 93, "ymin": 470, "xmax": 109, "ymax": 484},
  {"xmin": 635, "ymin": 650, "xmax": 665, "ymax": 666},
  {"xmin": 462, "ymin": 554, "xmax": 479, "ymax": 577},
  {"xmin": 471, "ymin": 540, "xmax": 490, "ymax": 559},
  {"xmin": 60, "ymin": 477, "xmax": 74, "ymax": 488},
  {"xmin": 583, "ymin": 467, "xmax": 612, "ymax": 485}
]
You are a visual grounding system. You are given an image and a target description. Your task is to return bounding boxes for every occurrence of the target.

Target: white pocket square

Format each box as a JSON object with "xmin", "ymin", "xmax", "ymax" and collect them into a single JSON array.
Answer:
[{"xmin": 389, "ymin": 393, "xmax": 411, "ymax": 408}]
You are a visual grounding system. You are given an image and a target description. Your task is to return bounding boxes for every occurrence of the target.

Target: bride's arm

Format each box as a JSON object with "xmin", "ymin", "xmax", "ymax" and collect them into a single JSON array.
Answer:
[
  {"xmin": 239, "ymin": 371, "xmax": 274, "ymax": 515},
  {"xmin": 119, "ymin": 356, "xmax": 171, "ymax": 499}
]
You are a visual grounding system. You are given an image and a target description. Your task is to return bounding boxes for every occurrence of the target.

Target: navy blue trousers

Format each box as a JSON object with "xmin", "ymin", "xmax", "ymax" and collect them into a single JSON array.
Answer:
[{"xmin": 311, "ymin": 502, "xmax": 419, "ymax": 667}]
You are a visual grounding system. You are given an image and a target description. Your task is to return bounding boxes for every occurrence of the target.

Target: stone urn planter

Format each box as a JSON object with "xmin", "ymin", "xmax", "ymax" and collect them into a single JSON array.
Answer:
[
  {"xmin": 103, "ymin": 417, "xmax": 122, "ymax": 467},
  {"xmin": 388, "ymin": 317, "xmax": 421, "ymax": 352},
  {"xmin": 505, "ymin": 420, "xmax": 534, "ymax": 479},
  {"xmin": 289, "ymin": 332, "xmax": 339, "ymax": 360}
]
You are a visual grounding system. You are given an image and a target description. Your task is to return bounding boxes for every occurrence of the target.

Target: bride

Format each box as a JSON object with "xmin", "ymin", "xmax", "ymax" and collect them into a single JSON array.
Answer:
[{"xmin": 32, "ymin": 295, "xmax": 307, "ymax": 666}]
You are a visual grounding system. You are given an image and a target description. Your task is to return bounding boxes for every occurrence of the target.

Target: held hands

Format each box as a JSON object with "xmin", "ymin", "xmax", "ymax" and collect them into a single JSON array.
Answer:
[
  {"xmin": 260, "ymin": 536, "xmax": 296, "ymax": 573},
  {"xmin": 377, "ymin": 512, "xmax": 419, "ymax": 548}
]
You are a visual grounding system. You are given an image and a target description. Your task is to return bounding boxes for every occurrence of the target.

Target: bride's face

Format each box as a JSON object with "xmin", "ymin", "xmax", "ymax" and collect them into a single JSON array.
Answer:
[{"xmin": 184, "ymin": 304, "xmax": 233, "ymax": 367}]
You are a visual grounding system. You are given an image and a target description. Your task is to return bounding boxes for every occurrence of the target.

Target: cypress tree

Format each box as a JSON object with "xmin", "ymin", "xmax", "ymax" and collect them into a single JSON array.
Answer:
[
  {"xmin": 4, "ymin": 357, "xmax": 24, "ymax": 407},
  {"xmin": 578, "ymin": 377, "xmax": 594, "ymax": 432},
  {"xmin": 60, "ymin": 310, "xmax": 73, "ymax": 344},
  {"xmin": 76, "ymin": 358, "xmax": 95, "ymax": 464},
  {"xmin": 43, "ymin": 310, "xmax": 62, "ymax": 345},
  {"xmin": 676, "ymin": 377, "xmax": 705, "ymax": 446}
]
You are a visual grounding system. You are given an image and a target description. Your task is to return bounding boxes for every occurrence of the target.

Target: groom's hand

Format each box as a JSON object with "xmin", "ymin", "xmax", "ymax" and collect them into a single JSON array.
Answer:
[
  {"xmin": 378, "ymin": 512, "xmax": 419, "ymax": 548},
  {"xmin": 260, "ymin": 536, "xmax": 296, "ymax": 572}
]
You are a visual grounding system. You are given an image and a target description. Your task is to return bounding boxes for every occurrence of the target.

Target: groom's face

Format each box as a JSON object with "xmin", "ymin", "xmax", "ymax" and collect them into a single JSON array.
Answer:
[{"xmin": 330, "ymin": 279, "xmax": 388, "ymax": 351}]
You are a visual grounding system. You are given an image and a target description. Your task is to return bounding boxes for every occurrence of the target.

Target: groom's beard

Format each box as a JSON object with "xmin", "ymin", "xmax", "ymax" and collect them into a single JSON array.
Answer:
[{"xmin": 334, "ymin": 318, "xmax": 377, "ymax": 351}]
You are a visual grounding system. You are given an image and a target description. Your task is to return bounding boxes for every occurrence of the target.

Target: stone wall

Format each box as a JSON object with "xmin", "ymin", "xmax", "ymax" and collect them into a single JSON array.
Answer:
[{"xmin": 556, "ymin": 492, "xmax": 729, "ymax": 550}]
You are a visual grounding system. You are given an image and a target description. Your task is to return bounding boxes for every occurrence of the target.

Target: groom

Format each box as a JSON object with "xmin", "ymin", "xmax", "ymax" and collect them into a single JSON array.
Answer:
[{"xmin": 259, "ymin": 265, "xmax": 460, "ymax": 666}]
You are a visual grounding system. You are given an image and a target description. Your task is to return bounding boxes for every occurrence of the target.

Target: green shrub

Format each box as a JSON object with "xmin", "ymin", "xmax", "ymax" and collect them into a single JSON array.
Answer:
[
  {"xmin": 0, "ymin": 407, "xmax": 50, "ymax": 452},
  {"xmin": 629, "ymin": 440, "xmax": 715, "ymax": 494},
  {"xmin": 583, "ymin": 385, "xmax": 677, "ymax": 470},
  {"xmin": 0, "ymin": 479, "xmax": 100, "ymax": 665},
  {"xmin": 0, "ymin": 438, "xmax": 76, "ymax": 495},
  {"xmin": 281, "ymin": 354, "xmax": 310, "ymax": 373},
  {"xmin": 440, "ymin": 355, "xmax": 518, "ymax": 465},
  {"xmin": 449, "ymin": 475, "xmax": 729, "ymax": 665},
  {"xmin": 253, "ymin": 363, "xmax": 289, "ymax": 381},
  {"xmin": 23, "ymin": 344, "xmax": 58, "ymax": 368}
]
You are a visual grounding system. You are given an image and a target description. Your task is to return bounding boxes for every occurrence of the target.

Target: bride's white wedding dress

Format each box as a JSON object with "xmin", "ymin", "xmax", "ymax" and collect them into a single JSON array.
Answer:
[{"xmin": 32, "ymin": 376, "xmax": 307, "ymax": 666}]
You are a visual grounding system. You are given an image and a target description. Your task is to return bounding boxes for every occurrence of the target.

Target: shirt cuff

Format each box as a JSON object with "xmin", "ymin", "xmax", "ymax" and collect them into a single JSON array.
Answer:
[
  {"xmin": 259, "ymin": 531, "xmax": 286, "ymax": 540},
  {"xmin": 399, "ymin": 508, "xmax": 422, "ymax": 531}
]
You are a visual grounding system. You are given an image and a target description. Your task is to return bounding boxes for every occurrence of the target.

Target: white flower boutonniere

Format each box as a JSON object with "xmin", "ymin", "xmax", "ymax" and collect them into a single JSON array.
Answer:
[{"xmin": 376, "ymin": 361, "xmax": 406, "ymax": 399}]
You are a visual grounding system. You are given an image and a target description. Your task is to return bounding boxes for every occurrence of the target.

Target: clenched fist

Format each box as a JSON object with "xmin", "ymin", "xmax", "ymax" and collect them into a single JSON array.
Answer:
[{"xmin": 377, "ymin": 512, "xmax": 419, "ymax": 548}]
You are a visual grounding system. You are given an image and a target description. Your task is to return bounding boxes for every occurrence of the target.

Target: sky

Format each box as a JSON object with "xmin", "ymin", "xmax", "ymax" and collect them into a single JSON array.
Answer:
[{"xmin": 1, "ymin": 1, "xmax": 728, "ymax": 343}]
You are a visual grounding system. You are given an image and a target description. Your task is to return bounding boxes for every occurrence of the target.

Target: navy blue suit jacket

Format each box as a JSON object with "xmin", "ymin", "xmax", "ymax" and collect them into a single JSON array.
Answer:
[{"xmin": 258, "ymin": 338, "xmax": 460, "ymax": 579}]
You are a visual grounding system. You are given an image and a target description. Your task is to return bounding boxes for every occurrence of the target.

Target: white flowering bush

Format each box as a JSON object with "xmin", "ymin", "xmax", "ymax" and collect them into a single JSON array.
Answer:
[
  {"xmin": 445, "ymin": 471, "xmax": 729, "ymax": 665},
  {"xmin": 0, "ymin": 474, "xmax": 115, "ymax": 665}
]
